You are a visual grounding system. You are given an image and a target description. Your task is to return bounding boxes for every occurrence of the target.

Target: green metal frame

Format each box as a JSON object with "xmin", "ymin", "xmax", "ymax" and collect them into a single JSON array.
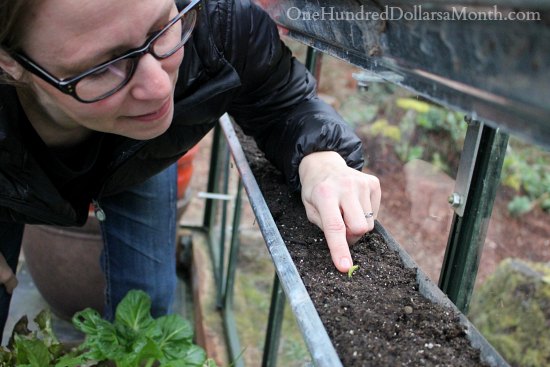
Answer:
[
  {"xmin": 262, "ymin": 276, "xmax": 286, "ymax": 367},
  {"xmin": 222, "ymin": 179, "xmax": 245, "ymax": 367},
  {"xmin": 439, "ymin": 123, "xmax": 510, "ymax": 312},
  {"xmin": 198, "ymin": 125, "xmax": 246, "ymax": 367}
]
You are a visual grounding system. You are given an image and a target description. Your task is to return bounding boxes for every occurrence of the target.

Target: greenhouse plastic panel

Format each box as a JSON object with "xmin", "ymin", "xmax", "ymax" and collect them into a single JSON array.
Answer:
[{"xmin": 256, "ymin": 0, "xmax": 550, "ymax": 150}]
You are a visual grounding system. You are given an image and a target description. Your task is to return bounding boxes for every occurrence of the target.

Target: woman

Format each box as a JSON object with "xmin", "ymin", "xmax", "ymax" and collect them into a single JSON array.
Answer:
[{"xmin": 0, "ymin": 0, "xmax": 381, "ymax": 334}]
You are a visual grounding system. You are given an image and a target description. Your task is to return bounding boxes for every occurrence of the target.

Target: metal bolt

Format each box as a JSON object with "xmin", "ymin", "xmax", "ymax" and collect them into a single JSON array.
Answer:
[
  {"xmin": 448, "ymin": 193, "xmax": 462, "ymax": 208},
  {"xmin": 464, "ymin": 115, "xmax": 480, "ymax": 127}
]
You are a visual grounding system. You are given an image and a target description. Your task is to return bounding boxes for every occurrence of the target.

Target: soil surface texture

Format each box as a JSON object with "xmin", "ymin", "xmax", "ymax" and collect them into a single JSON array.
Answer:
[{"xmin": 239, "ymin": 129, "xmax": 489, "ymax": 367}]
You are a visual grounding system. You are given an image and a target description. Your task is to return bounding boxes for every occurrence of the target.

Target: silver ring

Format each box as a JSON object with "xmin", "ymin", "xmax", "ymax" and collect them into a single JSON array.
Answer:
[{"xmin": 364, "ymin": 212, "xmax": 374, "ymax": 219}]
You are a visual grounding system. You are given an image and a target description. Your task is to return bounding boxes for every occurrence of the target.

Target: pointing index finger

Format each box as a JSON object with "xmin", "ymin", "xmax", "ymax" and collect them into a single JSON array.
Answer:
[{"xmin": 316, "ymin": 198, "xmax": 353, "ymax": 273}]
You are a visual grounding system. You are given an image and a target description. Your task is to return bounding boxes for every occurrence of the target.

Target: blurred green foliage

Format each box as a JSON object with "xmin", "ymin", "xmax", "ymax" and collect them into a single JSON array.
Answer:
[
  {"xmin": 468, "ymin": 259, "xmax": 550, "ymax": 367},
  {"xmin": 502, "ymin": 144, "xmax": 550, "ymax": 216},
  {"xmin": 339, "ymin": 83, "xmax": 550, "ymax": 215}
]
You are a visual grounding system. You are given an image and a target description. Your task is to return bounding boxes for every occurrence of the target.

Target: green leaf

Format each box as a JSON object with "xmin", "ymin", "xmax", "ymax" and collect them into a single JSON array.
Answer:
[
  {"xmin": 182, "ymin": 345, "xmax": 207, "ymax": 366},
  {"xmin": 72, "ymin": 309, "xmax": 121, "ymax": 362},
  {"xmin": 156, "ymin": 314, "xmax": 194, "ymax": 360},
  {"xmin": 27, "ymin": 311, "xmax": 64, "ymax": 362},
  {"xmin": 162, "ymin": 345, "xmax": 207, "ymax": 367},
  {"xmin": 203, "ymin": 359, "xmax": 219, "ymax": 367},
  {"xmin": 34, "ymin": 310, "xmax": 60, "ymax": 349},
  {"xmin": 114, "ymin": 290, "xmax": 156, "ymax": 333},
  {"xmin": 133, "ymin": 337, "xmax": 163, "ymax": 365},
  {"xmin": 14, "ymin": 335, "xmax": 51, "ymax": 367},
  {"xmin": 0, "ymin": 346, "xmax": 14, "ymax": 364},
  {"xmin": 8, "ymin": 315, "xmax": 31, "ymax": 349},
  {"xmin": 53, "ymin": 353, "xmax": 88, "ymax": 367},
  {"xmin": 72, "ymin": 308, "xmax": 106, "ymax": 336}
]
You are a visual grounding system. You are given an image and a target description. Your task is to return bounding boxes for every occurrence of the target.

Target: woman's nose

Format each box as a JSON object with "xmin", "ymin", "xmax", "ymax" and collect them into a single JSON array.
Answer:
[{"xmin": 129, "ymin": 54, "xmax": 173, "ymax": 101}]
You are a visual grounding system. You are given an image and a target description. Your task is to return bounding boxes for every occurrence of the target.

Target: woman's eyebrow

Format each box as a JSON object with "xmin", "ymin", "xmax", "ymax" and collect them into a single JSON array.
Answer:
[{"xmin": 59, "ymin": 3, "xmax": 175, "ymax": 76}]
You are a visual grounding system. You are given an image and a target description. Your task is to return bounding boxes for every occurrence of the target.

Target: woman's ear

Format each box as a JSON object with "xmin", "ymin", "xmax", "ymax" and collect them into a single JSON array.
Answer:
[{"xmin": 0, "ymin": 49, "xmax": 24, "ymax": 80}]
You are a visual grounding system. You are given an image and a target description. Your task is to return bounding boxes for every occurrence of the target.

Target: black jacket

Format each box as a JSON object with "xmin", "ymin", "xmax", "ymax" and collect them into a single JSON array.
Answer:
[{"xmin": 0, "ymin": 0, "xmax": 363, "ymax": 226}]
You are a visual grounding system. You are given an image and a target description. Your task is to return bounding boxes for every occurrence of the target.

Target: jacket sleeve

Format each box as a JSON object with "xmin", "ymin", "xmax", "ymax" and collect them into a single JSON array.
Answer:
[{"xmin": 224, "ymin": 0, "xmax": 364, "ymax": 191}]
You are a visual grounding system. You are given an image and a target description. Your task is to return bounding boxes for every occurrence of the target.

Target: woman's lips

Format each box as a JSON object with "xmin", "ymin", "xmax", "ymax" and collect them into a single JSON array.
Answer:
[{"xmin": 130, "ymin": 99, "xmax": 171, "ymax": 122}]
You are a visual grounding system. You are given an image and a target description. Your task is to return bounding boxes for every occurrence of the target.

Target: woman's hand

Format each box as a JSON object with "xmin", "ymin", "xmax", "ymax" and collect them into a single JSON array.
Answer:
[
  {"xmin": 0, "ymin": 253, "xmax": 17, "ymax": 294},
  {"xmin": 299, "ymin": 151, "xmax": 381, "ymax": 273}
]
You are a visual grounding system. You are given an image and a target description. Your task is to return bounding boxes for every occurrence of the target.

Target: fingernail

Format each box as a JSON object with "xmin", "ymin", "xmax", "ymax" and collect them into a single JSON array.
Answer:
[{"xmin": 339, "ymin": 257, "xmax": 351, "ymax": 270}]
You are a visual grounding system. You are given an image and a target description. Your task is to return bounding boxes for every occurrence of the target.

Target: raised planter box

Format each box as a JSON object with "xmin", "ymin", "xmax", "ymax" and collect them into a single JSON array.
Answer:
[{"xmin": 220, "ymin": 115, "xmax": 509, "ymax": 366}]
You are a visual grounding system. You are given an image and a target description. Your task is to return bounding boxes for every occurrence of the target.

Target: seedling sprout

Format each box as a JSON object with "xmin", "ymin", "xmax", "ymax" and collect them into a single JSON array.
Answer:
[{"xmin": 348, "ymin": 264, "xmax": 359, "ymax": 278}]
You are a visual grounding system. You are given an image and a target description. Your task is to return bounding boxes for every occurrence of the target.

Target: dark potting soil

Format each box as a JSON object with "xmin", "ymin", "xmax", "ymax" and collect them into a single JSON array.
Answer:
[{"xmin": 238, "ymin": 130, "xmax": 489, "ymax": 367}]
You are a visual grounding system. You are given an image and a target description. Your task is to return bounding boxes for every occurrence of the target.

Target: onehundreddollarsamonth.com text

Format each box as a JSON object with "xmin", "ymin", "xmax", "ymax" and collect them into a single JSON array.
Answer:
[{"xmin": 286, "ymin": 5, "xmax": 541, "ymax": 22}]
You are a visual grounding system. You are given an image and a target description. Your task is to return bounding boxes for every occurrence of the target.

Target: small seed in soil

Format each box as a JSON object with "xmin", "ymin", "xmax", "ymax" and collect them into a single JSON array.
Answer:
[{"xmin": 404, "ymin": 305, "xmax": 414, "ymax": 314}]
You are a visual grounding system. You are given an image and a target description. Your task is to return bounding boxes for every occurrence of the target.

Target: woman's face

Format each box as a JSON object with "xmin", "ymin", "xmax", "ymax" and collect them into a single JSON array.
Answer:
[{"xmin": 18, "ymin": 0, "xmax": 184, "ymax": 140}]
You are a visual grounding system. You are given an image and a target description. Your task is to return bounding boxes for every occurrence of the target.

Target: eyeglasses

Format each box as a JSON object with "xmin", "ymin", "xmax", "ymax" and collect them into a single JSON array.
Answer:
[{"xmin": 12, "ymin": 0, "xmax": 201, "ymax": 103}]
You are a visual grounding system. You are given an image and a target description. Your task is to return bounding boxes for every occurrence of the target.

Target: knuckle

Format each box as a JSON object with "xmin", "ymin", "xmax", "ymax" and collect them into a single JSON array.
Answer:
[
  {"xmin": 305, "ymin": 210, "xmax": 317, "ymax": 224},
  {"xmin": 349, "ymin": 222, "xmax": 369, "ymax": 235},
  {"xmin": 338, "ymin": 176, "xmax": 356, "ymax": 190},
  {"xmin": 323, "ymin": 217, "xmax": 346, "ymax": 233},
  {"xmin": 312, "ymin": 181, "xmax": 336, "ymax": 199},
  {"xmin": 362, "ymin": 174, "xmax": 380, "ymax": 190},
  {"xmin": 370, "ymin": 175, "xmax": 381, "ymax": 189}
]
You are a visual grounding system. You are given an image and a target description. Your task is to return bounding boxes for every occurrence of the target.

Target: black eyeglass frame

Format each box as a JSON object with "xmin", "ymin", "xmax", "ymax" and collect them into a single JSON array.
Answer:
[{"xmin": 12, "ymin": 0, "xmax": 201, "ymax": 103}]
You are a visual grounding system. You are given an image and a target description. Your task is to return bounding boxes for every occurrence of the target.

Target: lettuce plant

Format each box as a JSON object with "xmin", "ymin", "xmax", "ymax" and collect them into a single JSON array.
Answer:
[{"xmin": 0, "ymin": 290, "xmax": 217, "ymax": 367}]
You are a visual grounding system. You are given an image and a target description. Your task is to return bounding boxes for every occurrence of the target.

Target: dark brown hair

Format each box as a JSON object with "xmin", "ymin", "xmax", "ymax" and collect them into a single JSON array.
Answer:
[{"xmin": 0, "ymin": 0, "xmax": 36, "ymax": 82}]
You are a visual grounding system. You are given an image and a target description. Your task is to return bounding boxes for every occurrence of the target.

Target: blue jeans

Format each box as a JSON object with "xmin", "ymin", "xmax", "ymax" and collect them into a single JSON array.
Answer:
[
  {"xmin": 0, "ymin": 164, "xmax": 178, "ymax": 332},
  {"xmin": 99, "ymin": 163, "xmax": 178, "ymax": 321}
]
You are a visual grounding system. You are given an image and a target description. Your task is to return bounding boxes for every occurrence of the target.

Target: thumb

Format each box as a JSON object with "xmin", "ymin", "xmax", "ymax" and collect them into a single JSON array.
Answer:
[
  {"xmin": 0, "ymin": 253, "xmax": 17, "ymax": 294},
  {"xmin": 4, "ymin": 275, "xmax": 18, "ymax": 295}
]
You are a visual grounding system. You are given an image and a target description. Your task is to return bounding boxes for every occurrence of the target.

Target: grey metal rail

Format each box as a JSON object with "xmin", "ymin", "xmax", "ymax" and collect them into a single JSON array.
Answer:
[{"xmin": 218, "ymin": 113, "xmax": 343, "ymax": 367}]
